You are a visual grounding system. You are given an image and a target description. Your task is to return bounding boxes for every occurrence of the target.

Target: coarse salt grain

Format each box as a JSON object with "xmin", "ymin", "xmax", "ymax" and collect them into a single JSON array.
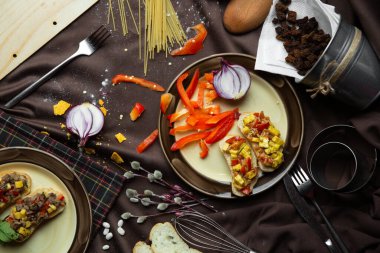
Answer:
[
  {"xmin": 102, "ymin": 222, "xmax": 110, "ymax": 228},
  {"xmin": 105, "ymin": 232, "xmax": 113, "ymax": 240},
  {"xmin": 117, "ymin": 227, "xmax": 125, "ymax": 236},
  {"xmin": 117, "ymin": 219, "xmax": 124, "ymax": 227},
  {"xmin": 102, "ymin": 245, "xmax": 110, "ymax": 250},
  {"xmin": 103, "ymin": 228, "xmax": 109, "ymax": 235}
]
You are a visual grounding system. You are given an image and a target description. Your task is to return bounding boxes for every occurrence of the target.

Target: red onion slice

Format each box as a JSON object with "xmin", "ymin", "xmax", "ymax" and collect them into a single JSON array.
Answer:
[
  {"xmin": 66, "ymin": 102, "xmax": 104, "ymax": 147},
  {"xmin": 213, "ymin": 59, "xmax": 251, "ymax": 100}
]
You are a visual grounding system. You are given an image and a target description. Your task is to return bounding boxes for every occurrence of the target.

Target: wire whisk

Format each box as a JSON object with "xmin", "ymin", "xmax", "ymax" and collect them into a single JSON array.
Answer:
[{"xmin": 173, "ymin": 211, "xmax": 258, "ymax": 253}]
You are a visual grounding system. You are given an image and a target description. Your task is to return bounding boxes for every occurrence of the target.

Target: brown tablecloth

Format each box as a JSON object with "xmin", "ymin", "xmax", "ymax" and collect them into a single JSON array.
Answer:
[{"xmin": 1, "ymin": 0, "xmax": 380, "ymax": 252}]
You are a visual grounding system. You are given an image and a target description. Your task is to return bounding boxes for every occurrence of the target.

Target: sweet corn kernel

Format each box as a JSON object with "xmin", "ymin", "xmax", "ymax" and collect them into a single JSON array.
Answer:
[
  {"xmin": 232, "ymin": 164, "xmax": 242, "ymax": 172},
  {"xmin": 234, "ymin": 174, "xmax": 245, "ymax": 186},
  {"xmin": 18, "ymin": 227, "xmax": 27, "ymax": 236},
  {"xmin": 15, "ymin": 180, "xmax": 24, "ymax": 189},
  {"xmin": 268, "ymin": 125, "xmax": 280, "ymax": 136},
  {"xmin": 245, "ymin": 170, "xmax": 256, "ymax": 179},
  {"xmin": 49, "ymin": 204, "xmax": 57, "ymax": 211},
  {"xmin": 242, "ymin": 126, "xmax": 250, "ymax": 135},
  {"xmin": 14, "ymin": 212, "xmax": 22, "ymax": 220},
  {"xmin": 243, "ymin": 115, "xmax": 255, "ymax": 125},
  {"xmin": 25, "ymin": 221, "xmax": 31, "ymax": 228},
  {"xmin": 20, "ymin": 209, "xmax": 26, "ymax": 216},
  {"xmin": 6, "ymin": 183, "xmax": 11, "ymax": 190}
]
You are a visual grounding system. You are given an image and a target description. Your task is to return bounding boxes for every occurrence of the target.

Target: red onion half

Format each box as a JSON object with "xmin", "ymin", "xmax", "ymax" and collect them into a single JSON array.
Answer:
[
  {"xmin": 66, "ymin": 102, "xmax": 104, "ymax": 147},
  {"xmin": 213, "ymin": 59, "xmax": 251, "ymax": 100}
]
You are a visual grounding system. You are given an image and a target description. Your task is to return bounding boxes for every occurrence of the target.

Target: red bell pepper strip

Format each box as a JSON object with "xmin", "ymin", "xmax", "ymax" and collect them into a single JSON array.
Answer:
[
  {"xmin": 205, "ymin": 113, "xmax": 236, "ymax": 144},
  {"xmin": 160, "ymin": 93, "xmax": 174, "ymax": 114},
  {"xmin": 130, "ymin": 102, "xmax": 145, "ymax": 121},
  {"xmin": 186, "ymin": 68, "xmax": 200, "ymax": 99},
  {"xmin": 176, "ymin": 72, "xmax": 195, "ymax": 114},
  {"xmin": 170, "ymin": 23, "xmax": 207, "ymax": 56},
  {"xmin": 199, "ymin": 139, "xmax": 209, "ymax": 159},
  {"xmin": 171, "ymin": 131, "xmax": 211, "ymax": 151},
  {"xmin": 136, "ymin": 129, "xmax": 159, "ymax": 153},
  {"xmin": 112, "ymin": 74, "xmax": 165, "ymax": 92}
]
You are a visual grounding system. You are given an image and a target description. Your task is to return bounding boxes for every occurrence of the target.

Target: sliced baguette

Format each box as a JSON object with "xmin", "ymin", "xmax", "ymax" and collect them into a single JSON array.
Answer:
[
  {"xmin": 133, "ymin": 241, "xmax": 154, "ymax": 253},
  {"xmin": 219, "ymin": 135, "xmax": 260, "ymax": 197},
  {"xmin": 4, "ymin": 187, "xmax": 66, "ymax": 243},
  {"xmin": 0, "ymin": 170, "xmax": 32, "ymax": 213},
  {"xmin": 237, "ymin": 112, "xmax": 284, "ymax": 172},
  {"xmin": 149, "ymin": 222, "xmax": 202, "ymax": 253}
]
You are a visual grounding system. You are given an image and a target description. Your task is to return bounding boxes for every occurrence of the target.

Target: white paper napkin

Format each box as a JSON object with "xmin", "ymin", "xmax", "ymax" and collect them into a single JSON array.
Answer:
[{"xmin": 255, "ymin": 0, "xmax": 341, "ymax": 80}]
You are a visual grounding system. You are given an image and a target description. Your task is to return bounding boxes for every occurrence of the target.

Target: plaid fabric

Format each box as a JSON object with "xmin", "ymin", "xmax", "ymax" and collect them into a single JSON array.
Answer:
[{"xmin": 0, "ymin": 110, "xmax": 125, "ymax": 235}]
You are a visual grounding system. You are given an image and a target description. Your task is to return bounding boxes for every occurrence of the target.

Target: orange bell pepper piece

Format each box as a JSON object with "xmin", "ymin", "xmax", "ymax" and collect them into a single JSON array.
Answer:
[
  {"xmin": 171, "ymin": 131, "xmax": 211, "ymax": 151},
  {"xmin": 176, "ymin": 72, "xmax": 195, "ymax": 114},
  {"xmin": 112, "ymin": 74, "xmax": 165, "ymax": 92},
  {"xmin": 130, "ymin": 102, "xmax": 145, "ymax": 121},
  {"xmin": 170, "ymin": 23, "xmax": 207, "ymax": 56},
  {"xmin": 205, "ymin": 109, "xmax": 237, "ymax": 125},
  {"xmin": 160, "ymin": 93, "xmax": 174, "ymax": 114},
  {"xmin": 199, "ymin": 139, "xmax": 209, "ymax": 159},
  {"xmin": 169, "ymin": 124, "xmax": 194, "ymax": 135},
  {"xmin": 136, "ymin": 129, "xmax": 159, "ymax": 153},
  {"xmin": 167, "ymin": 108, "xmax": 189, "ymax": 125}
]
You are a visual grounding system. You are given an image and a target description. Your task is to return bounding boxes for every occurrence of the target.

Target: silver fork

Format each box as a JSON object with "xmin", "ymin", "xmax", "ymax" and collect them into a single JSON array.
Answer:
[
  {"xmin": 4, "ymin": 25, "xmax": 111, "ymax": 109},
  {"xmin": 290, "ymin": 165, "xmax": 350, "ymax": 253}
]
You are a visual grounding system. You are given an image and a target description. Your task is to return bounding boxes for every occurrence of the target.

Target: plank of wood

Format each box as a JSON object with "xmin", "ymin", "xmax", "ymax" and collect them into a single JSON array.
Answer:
[{"xmin": 0, "ymin": 0, "xmax": 98, "ymax": 80}]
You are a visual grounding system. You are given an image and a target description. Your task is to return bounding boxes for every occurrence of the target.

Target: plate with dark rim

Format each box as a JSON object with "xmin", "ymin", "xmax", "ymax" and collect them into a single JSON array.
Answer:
[
  {"xmin": 159, "ymin": 53, "xmax": 304, "ymax": 198},
  {"xmin": 0, "ymin": 147, "xmax": 91, "ymax": 253}
]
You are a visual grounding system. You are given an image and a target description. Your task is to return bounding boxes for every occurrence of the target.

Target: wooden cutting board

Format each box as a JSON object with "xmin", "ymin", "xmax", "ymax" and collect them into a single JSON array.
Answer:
[{"xmin": 0, "ymin": 0, "xmax": 98, "ymax": 81}]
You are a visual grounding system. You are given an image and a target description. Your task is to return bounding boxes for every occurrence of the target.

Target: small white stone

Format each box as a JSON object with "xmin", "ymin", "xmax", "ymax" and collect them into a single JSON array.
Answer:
[
  {"xmin": 103, "ymin": 228, "xmax": 109, "ymax": 235},
  {"xmin": 117, "ymin": 227, "xmax": 125, "ymax": 236},
  {"xmin": 117, "ymin": 219, "xmax": 124, "ymax": 227},
  {"xmin": 105, "ymin": 232, "xmax": 113, "ymax": 240},
  {"xmin": 102, "ymin": 245, "xmax": 110, "ymax": 250},
  {"xmin": 102, "ymin": 222, "xmax": 110, "ymax": 228}
]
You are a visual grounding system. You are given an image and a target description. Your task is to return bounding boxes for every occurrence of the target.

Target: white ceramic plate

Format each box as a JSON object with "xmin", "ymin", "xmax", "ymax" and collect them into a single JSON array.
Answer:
[
  {"xmin": 159, "ymin": 53, "xmax": 304, "ymax": 198},
  {"xmin": 0, "ymin": 147, "xmax": 91, "ymax": 252}
]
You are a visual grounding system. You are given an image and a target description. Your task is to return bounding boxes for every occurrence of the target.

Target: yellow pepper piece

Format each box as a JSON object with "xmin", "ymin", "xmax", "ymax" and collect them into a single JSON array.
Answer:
[
  {"xmin": 100, "ymin": 106, "xmax": 108, "ymax": 116},
  {"xmin": 111, "ymin": 152, "xmax": 124, "ymax": 164},
  {"xmin": 115, "ymin": 133, "xmax": 127, "ymax": 143},
  {"xmin": 53, "ymin": 100, "xmax": 71, "ymax": 115}
]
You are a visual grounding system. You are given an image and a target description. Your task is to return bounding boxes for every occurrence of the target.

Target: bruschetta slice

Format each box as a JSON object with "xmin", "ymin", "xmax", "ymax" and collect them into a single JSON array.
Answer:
[
  {"xmin": 238, "ymin": 111, "xmax": 284, "ymax": 172},
  {"xmin": 0, "ymin": 171, "xmax": 32, "ymax": 214},
  {"xmin": 219, "ymin": 135, "xmax": 260, "ymax": 196},
  {"xmin": 0, "ymin": 188, "xmax": 66, "ymax": 243}
]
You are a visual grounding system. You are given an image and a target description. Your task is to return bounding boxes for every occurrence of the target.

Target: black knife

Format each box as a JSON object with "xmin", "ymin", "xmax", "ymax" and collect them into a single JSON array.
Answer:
[{"xmin": 283, "ymin": 174, "xmax": 340, "ymax": 253}]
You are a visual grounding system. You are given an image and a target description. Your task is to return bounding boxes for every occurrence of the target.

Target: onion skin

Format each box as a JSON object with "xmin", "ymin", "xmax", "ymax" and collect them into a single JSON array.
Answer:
[
  {"xmin": 213, "ymin": 59, "xmax": 251, "ymax": 100},
  {"xmin": 66, "ymin": 102, "xmax": 104, "ymax": 147}
]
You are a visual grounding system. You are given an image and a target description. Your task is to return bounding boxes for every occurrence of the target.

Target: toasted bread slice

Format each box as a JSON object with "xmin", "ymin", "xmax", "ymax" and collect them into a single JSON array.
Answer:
[
  {"xmin": 0, "ymin": 170, "xmax": 32, "ymax": 213},
  {"xmin": 219, "ymin": 135, "xmax": 260, "ymax": 196},
  {"xmin": 237, "ymin": 112, "xmax": 284, "ymax": 172},
  {"xmin": 149, "ymin": 222, "xmax": 202, "ymax": 253},
  {"xmin": 133, "ymin": 241, "xmax": 154, "ymax": 253},
  {"xmin": 3, "ymin": 187, "xmax": 66, "ymax": 243}
]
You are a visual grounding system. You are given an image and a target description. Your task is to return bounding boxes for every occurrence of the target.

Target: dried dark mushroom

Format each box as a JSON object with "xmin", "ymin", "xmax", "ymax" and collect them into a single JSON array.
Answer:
[{"xmin": 272, "ymin": 0, "xmax": 331, "ymax": 75}]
